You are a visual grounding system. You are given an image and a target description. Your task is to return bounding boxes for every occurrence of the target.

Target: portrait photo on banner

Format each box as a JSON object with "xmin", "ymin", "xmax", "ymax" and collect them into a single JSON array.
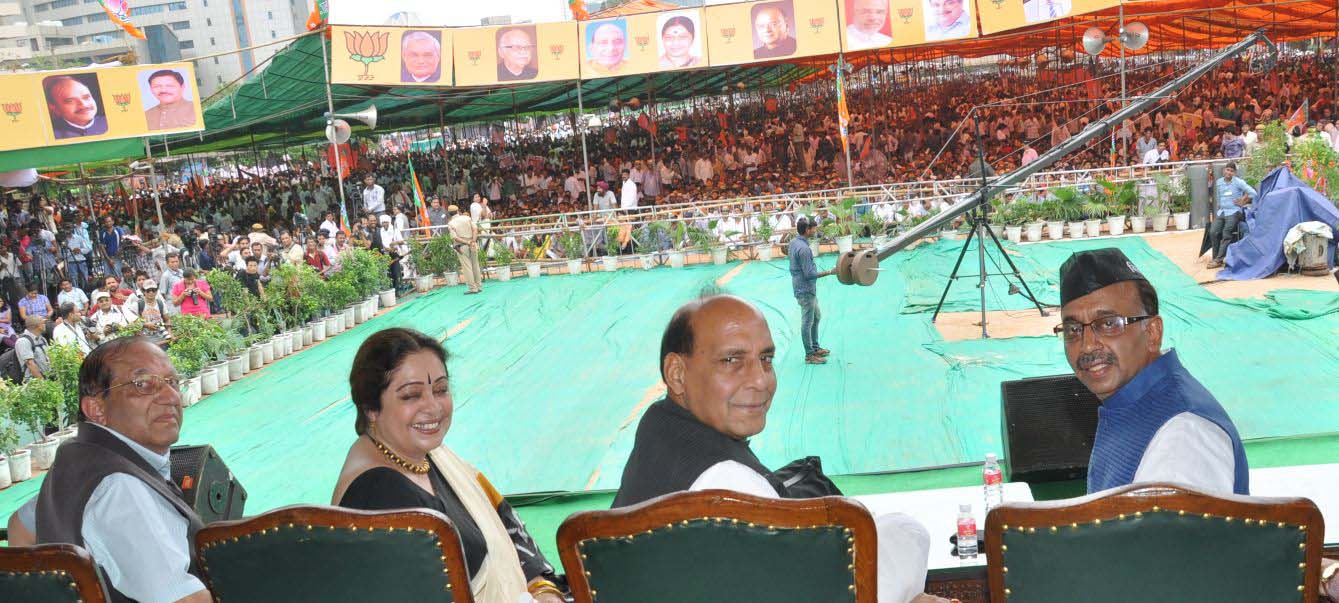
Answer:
[
  {"xmin": 751, "ymin": 0, "xmax": 798, "ymax": 60},
  {"xmin": 1024, "ymin": 0, "xmax": 1072, "ymax": 23},
  {"xmin": 496, "ymin": 25, "xmax": 539, "ymax": 82},
  {"xmin": 923, "ymin": 0, "xmax": 972, "ymax": 41},
  {"xmin": 844, "ymin": 0, "xmax": 892, "ymax": 50},
  {"xmin": 584, "ymin": 18, "xmax": 629, "ymax": 76},
  {"xmin": 43, "ymin": 72, "xmax": 107, "ymax": 140},
  {"xmin": 657, "ymin": 11, "xmax": 703, "ymax": 69},
  {"xmin": 400, "ymin": 29, "xmax": 442, "ymax": 83},
  {"xmin": 138, "ymin": 67, "xmax": 196, "ymax": 131}
]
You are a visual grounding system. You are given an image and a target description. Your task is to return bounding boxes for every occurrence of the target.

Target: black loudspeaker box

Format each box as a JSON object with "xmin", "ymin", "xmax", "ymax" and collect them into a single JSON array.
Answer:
[
  {"xmin": 169, "ymin": 444, "xmax": 247, "ymax": 524},
  {"xmin": 999, "ymin": 374, "xmax": 1101, "ymax": 483}
]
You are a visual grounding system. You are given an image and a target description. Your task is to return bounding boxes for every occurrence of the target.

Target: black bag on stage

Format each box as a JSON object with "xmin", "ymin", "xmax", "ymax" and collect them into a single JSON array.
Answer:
[{"xmin": 769, "ymin": 456, "xmax": 843, "ymax": 499}]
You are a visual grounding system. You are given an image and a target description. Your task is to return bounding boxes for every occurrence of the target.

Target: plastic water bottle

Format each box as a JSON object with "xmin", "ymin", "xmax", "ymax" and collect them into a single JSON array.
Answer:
[
  {"xmin": 983, "ymin": 452, "xmax": 1003, "ymax": 511},
  {"xmin": 956, "ymin": 503, "xmax": 978, "ymax": 559}
]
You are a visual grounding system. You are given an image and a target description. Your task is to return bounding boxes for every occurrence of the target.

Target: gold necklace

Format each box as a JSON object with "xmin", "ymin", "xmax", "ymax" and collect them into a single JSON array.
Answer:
[{"xmin": 368, "ymin": 434, "xmax": 430, "ymax": 474}]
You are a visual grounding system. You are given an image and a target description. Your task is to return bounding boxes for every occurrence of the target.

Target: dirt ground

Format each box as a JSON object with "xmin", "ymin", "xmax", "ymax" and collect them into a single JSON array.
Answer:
[{"xmin": 935, "ymin": 229, "xmax": 1337, "ymax": 341}]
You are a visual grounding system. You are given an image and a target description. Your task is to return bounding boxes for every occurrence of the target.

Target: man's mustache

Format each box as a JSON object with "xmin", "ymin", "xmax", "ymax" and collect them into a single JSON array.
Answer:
[{"xmin": 1077, "ymin": 351, "xmax": 1118, "ymax": 370}]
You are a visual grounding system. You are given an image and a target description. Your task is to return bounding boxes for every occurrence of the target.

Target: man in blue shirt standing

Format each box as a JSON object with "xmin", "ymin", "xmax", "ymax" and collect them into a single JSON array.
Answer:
[
  {"xmin": 1207, "ymin": 162, "xmax": 1257, "ymax": 268},
  {"xmin": 99, "ymin": 215, "xmax": 125, "ymax": 278},
  {"xmin": 788, "ymin": 218, "xmax": 835, "ymax": 365}
]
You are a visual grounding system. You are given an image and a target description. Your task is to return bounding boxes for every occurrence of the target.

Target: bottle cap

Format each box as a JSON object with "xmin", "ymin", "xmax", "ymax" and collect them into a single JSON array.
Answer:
[
  {"xmin": 959, "ymin": 503, "xmax": 971, "ymax": 513},
  {"xmin": 986, "ymin": 452, "xmax": 998, "ymax": 462}
]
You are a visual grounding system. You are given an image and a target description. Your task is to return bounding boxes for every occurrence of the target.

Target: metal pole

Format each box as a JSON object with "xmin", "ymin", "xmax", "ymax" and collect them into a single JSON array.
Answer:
[
  {"xmin": 576, "ymin": 80, "xmax": 592, "ymax": 211},
  {"xmin": 142, "ymin": 138, "xmax": 166, "ymax": 235},
  {"xmin": 318, "ymin": 28, "xmax": 350, "ymax": 226},
  {"xmin": 78, "ymin": 162, "xmax": 95, "ymax": 220},
  {"xmin": 837, "ymin": 53, "xmax": 855, "ymax": 190}
]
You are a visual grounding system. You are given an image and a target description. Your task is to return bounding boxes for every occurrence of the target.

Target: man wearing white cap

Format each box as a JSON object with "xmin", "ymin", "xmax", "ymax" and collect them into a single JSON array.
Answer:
[{"xmin": 91, "ymin": 291, "xmax": 130, "ymax": 339}]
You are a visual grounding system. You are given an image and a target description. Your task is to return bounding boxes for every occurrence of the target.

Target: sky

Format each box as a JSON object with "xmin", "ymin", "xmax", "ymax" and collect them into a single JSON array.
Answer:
[{"xmin": 329, "ymin": 0, "xmax": 571, "ymax": 27}]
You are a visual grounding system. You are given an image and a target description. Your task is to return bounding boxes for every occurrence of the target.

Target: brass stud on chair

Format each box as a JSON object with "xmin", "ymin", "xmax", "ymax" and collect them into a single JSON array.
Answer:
[
  {"xmin": 1094, "ymin": 519, "xmax": 1102, "ymax": 526},
  {"xmin": 1118, "ymin": 514, "xmax": 1126, "ymax": 520},
  {"xmin": 1003, "ymin": 566, "xmax": 1009, "ymax": 573},
  {"xmin": 1001, "ymin": 545, "xmax": 1008, "ymax": 552},
  {"xmin": 1225, "ymin": 516, "xmax": 1233, "ymax": 523},
  {"xmin": 1178, "ymin": 510, "xmax": 1186, "ymax": 516},
  {"xmin": 1004, "ymin": 588, "xmax": 1012, "ymax": 596},
  {"xmin": 1152, "ymin": 506, "xmax": 1159, "ymax": 512},
  {"xmin": 1135, "ymin": 511, "xmax": 1143, "ymax": 518},
  {"xmin": 1049, "ymin": 526, "xmax": 1057, "ymax": 533}
]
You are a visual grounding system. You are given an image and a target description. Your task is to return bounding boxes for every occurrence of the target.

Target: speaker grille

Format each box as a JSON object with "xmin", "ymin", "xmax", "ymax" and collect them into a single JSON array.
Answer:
[{"xmin": 1000, "ymin": 374, "xmax": 1101, "ymax": 483}]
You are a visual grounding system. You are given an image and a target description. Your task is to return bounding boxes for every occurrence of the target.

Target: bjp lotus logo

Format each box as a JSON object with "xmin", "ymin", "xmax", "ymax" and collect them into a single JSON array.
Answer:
[
  {"xmin": 635, "ymin": 35, "xmax": 650, "ymax": 52},
  {"xmin": 809, "ymin": 17, "xmax": 825, "ymax": 35},
  {"xmin": 467, "ymin": 50, "xmax": 482, "ymax": 66},
  {"xmin": 343, "ymin": 30, "xmax": 389, "ymax": 80},
  {"xmin": 721, "ymin": 27, "xmax": 736, "ymax": 44},
  {"xmin": 898, "ymin": 8, "xmax": 915, "ymax": 23},
  {"xmin": 992, "ymin": 0, "xmax": 1004, "ymax": 7},
  {"xmin": 550, "ymin": 44, "xmax": 565, "ymax": 60},
  {"xmin": 2, "ymin": 102, "xmax": 21, "ymax": 122},
  {"xmin": 113, "ymin": 93, "xmax": 131, "ymax": 112}
]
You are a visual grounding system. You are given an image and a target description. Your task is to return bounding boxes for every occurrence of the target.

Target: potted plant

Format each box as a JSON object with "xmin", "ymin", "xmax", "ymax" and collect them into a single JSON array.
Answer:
[
  {"xmin": 695, "ymin": 219, "xmax": 736, "ymax": 265},
  {"xmin": 0, "ymin": 386, "xmax": 23, "ymax": 485},
  {"xmin": 1020, "ymin": 203, "xmax": 1045, "ymax": 242},
  {"xmin": 1169, "ymin": 180, "xmax": 1192, "ymax": 230},
  {"xmin": 409, "ymin": 238, "xmax": 437, "ymax": 292},
  {"xmin": 1036, "ymin": 198, "xmax": 1065, "ymax": 240},
  {"xmin": 493, "ymin": 243, "xmax": 516, "ymax": 281},
  {"xmin": 857, "ymin": 208, "xmax": 887, "ymax": 249},
  {"xmin": 47, "ymin": 343, "xmax": 82, "ymax": 432},
  {"xmin": 1095, "ymin": 178, "xmax": 1136, "ymax": 237},
  {"xmin": 602, "ymin": 225, "xmax": 621, "ymax": 272},
  {"xmin": 559, "ymin": 230, "xmax": 584, "ymax": 274},
  {"xmin": 995, "ymin": 203, "xmax": 1025, "ymax": 244},
  {"xmin": 521, "ymin": 238, "xmax": 544, "ymax": 278},
  {"xmin": 1081, "ymin": 192, "xmax": 1110, "ymax": 238},
  {"xmin": 667, "ymin": 221, "xmax": 689, "ymax": 268},
  {"xmin": 754, "ymin": 211, "xmax": 776, "ymax": 260},
  {"xmin": 0, "ymin": 408, "xmax": 16, "ymax": 487},
  {"xmin": 9, "ymin": 378, "xmax": 64, "ymax": 470},
  {"xmin": 1049, "ymin": 187, "xmax": 1086, "ymax": 238},
  {"xmin": 828, "ymin": 197, "xmax": 859, "ymax": 253},
  {"xmin": 633, "ymin": 224, "xmax": 658, "ymax": 270}
]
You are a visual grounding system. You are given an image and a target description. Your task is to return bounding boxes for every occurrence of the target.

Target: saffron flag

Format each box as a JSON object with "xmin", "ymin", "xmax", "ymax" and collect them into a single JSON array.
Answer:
[
  {"xmin": 408, "ymin": 159, "xmax": 430, "ymax": 227},
  {"xmin": 835, "ymin": 63, "xmax": 851, "ymax": 164},
  {"xmin": 98, "ymin": 0, "xmax": 146, "ymax": 40},
  {"xmin": 306, "ymin": 0, "xmax": 326, "ymax": 31},
  {"xmin": 1284, "ymin": 99, "xmax": 1309, "ymax": 133}
]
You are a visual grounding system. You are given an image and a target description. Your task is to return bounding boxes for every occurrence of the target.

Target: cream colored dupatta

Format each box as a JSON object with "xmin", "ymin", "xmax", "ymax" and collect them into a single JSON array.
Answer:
[{"xmin": 429, "ymin": 445, "xmax": 529, "ymax": 603}]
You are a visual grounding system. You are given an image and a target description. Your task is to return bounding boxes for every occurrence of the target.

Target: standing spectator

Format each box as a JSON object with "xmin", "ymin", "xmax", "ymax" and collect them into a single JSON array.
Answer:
[
  {"xmin": 14, "ymin": 315, "xmax": 49, "ymax": 380},
  {"xmin": 99, "ymin": 216, "xmax": 126, "ymax": 278},
  {"xmin": 158, "ymin": 255, "xmax": 184, "ymax": 315},
  {"xmin": 56, "ymin": 279, "xmax": 88, "ymax": 312},
  {"xmin": 319, "ymin": 212, "xmax": 341, "ymax": 238},
  {"xmin": 361, "ymin": 173, "xmax": 386, "ymax": 217},
  {"xmin": 18, "ymin": 287, "xmax": 52, "ymax": 321},
  {"xmin": 66, "ymin": 225, "xmax": 92, "ymax": 289},
  {"xmin": 0, "ymin": 297, "xmax": 15, "ymax": 347},
  {"xmin": 171, "ymin": 269, "xmax": 213, "ymax": 317},
  {"xmin": 620, "ymin": 169, "xmax": 638, "ymax": 210},
  {"xmin": 51, "ymin": 303, "xmax": 91, "ymax": 354},
  {"xmin": 129, "ymin": 281, "xmax": 169, "ymax": 330},
  {"xmin": 278, "ymin": 232, "xmax": 304, "ymax": 266},
  {"xmin": 788, "ymin": 218, "xmax": 836, "ymax": 365},
  {"xmin": 303, "ymin": 239, "xmax": 332, "ymax": 276},
  {"xmin": 1221, "ymin": 126, "xmax": 1245, "ymax": 159},
  {"xmin": 104, "ymin": 275, "xmax": 134, "ymax": 307},
  {"xmin": 0, "ymin": 243, "xmax": 20, "ymax": 309},
  {"xmin": 446, "ymin": 205, "xmax": 482, "ymax": 295},
  {"xmin": 1207, "ymin": 163, "xmax": 1257, "ymax": 268},
  {"xmin": 239, "ymin": 258, "xmax": 264, "ymax": 298},
  {"xmin": 592, "ymin": 181, "xmax": 616, "ymax": 213},
  {"xmin": 427, "ymin": 198, "xmax": 450, "ymax": 232},
  {"xmin": 1142, "ymin": 140, "xmax": 1169, "ymax": 165}
]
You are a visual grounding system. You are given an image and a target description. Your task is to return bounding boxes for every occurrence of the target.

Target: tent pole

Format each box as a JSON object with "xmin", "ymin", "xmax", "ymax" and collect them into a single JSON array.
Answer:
[
  {"xmin": 647, "ymin": 75, "xmax": 656, "ymax": 166},
  {"xmin": 836, "ymin": 53, "xmax": 855, "ymax": 191},
  {"xmin": 318, "ymin": 28, "xmax": 350, "ymax": 229},
  {"xmin": 143, "ymin": 138, "xmax": 166, "ymax": 236},
  {"xmin": 576, "ymin": 80, "xmax": 592, "ymax": 211},
  {"xmin": 78, "ymin": 162, "xmax": 94, "ymax": 223}
]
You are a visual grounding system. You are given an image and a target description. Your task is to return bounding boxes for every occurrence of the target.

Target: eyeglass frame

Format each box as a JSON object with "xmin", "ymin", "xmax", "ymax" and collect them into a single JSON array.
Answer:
[
  {"xmin": 1053, "ymin": 314, "xmax": 1156, "ymax": 343},
  {"xmin": 99, "ymin": 373, "xmax": 186, "ymax": 398}
]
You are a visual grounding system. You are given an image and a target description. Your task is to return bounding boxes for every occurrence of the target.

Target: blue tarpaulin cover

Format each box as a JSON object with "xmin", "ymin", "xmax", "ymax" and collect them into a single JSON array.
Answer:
[{"xmin": 1219, "ymin": 167, "xmax": 1339, "ymax": 280}]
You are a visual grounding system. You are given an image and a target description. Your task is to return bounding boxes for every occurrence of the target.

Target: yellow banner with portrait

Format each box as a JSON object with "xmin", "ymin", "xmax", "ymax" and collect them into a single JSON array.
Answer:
[
  {"xmin": 0, "ymin": 62, "xmax": 203, "ymax": 153},
  {"xmin": 705, "ymin": 0, "xmax": 841, "ymax": 68},
  {"xmin": 453, "ymin": 21, "xmax": 580, "ymax": 88},
  {"xmin": 331, "ymin": 26, "xmax": 454, "ymax": 86},
  {"xmin": 579, "ymin": 8, "xmax": 708, "ymax": 79},
  {"xmin": 977, "ymin": 0, "xmax": 1119, "ymax": 35}
]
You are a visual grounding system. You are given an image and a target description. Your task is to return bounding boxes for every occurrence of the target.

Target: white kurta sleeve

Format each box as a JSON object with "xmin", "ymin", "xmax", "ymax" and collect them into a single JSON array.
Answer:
[
  {"xmin": 81, "ymin": 474, "xmax": 206, "ymax": 602},
  {"xmin": 1132, "ymin": 412, "xmax": 1236, "ymax": 495},
  {"xmin": 690, "ymin": 461, "xmax": 930, "ymax": 603}
]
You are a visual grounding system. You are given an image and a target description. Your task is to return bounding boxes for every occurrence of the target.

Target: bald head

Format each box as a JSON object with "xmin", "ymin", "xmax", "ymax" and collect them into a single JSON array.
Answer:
[{"xmin": 660, "ymin": 295, "xmax": 776, "ymax": 440}]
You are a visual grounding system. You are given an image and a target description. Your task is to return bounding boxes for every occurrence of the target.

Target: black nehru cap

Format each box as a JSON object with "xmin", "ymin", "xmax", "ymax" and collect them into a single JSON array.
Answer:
[{"xmin": 1059, "ymin": 248, "xmax": 1149, "ymax": 306}]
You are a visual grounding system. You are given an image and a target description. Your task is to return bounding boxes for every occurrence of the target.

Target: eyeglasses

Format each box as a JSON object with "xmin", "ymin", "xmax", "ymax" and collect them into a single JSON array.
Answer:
[
  {"xmin": 500, "ymin": 45, "xmax": 535, "ymax": 52},
  {"xmin": 102, "ymin": 374, "xmax": 184, "ymax": 397},
  {"xmin": 1054, "ymin": 315, "xmax": 1154, "ymax": 343}
]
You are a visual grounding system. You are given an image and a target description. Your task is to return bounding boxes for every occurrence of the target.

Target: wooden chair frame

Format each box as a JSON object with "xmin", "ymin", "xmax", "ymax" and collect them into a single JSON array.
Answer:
[
  {"xmin": 0, "ymin": 543, "xmax": 108, "ymax": 603},
  {"xmin": 985, "ymin": 482, "xmax": 1325, "ymax": 601},
  {"xmin": 194, "ymin": 505, "xmax": 474, "ymax": 603},
  {"xmin": 557, "ymin": 489, "xmax": 878, "ymax": 603}
]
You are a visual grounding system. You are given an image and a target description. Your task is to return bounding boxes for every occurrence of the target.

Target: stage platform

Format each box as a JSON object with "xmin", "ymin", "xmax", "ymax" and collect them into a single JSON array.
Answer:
[{"xmin": 2, "ymin": 232, "xmax": 1335, "ymax": 561}]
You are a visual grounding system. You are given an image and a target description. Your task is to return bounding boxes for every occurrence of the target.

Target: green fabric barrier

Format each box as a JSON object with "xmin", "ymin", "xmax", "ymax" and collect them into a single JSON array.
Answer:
[
  {"xmin": 1224, "ymin": 288, "xmax": 1339, "ymax": 320},
  {"xmin": 0, "ymin": 138, "xmax": 144, "ymax": 172}
]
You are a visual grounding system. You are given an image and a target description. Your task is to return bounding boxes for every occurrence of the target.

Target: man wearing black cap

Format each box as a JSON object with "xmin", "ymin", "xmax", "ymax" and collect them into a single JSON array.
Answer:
[{"xmin": 1056, "ymin": 248, "xmax": 1248, "ymax": 495}]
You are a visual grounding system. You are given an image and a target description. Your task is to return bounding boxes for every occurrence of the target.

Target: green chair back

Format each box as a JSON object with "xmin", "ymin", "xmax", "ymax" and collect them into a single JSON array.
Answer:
[
  {"xmin": 195, "ymin": 505, "xmax": 473, "ymax": 602},
  {"xmin": 557, "ymin": 490, "xmax": 877, "ymax": 603},
  {"xmin": 986, "ymin": 483, "xmax": 1325, "ymax": 603},
  {"xmin": 0, "ymin": 543, "xmax": 108, "ymax": 603}
]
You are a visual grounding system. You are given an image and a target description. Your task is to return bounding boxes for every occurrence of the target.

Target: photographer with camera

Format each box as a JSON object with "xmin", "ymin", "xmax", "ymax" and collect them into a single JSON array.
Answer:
[{"xmin": 170, "ymin": 268, "xmax": 213, "ymax": 318}]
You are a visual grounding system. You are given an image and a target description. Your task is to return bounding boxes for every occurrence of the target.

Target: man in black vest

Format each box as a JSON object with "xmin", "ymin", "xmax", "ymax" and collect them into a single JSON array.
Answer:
[
  {"xmin": 613, "ymin": 295, "xmax": 941, "ymax": 603},
  {"xmin": 33, "ymin": 336, "xmax": 211, "ymax": 602}
]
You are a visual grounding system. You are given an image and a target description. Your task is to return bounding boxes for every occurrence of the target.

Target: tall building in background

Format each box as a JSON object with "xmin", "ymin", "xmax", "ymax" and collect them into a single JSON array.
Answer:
[{"xmin": 0, "ymin": 0, "xmax": 308, "ymax": 97}]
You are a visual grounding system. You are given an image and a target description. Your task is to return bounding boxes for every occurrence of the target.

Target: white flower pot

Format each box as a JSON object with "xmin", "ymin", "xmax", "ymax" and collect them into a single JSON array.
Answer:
[
  {"xmin": 30, "ymin": 438, "xmax": 58, "ymax": 470},
  {"xmin": 639, "ymin": 255, "xmax": 654, "ymax": 270},
  {"xmin": 1108, "ymin": 216, "xmax": 1127, "ymax": 236},
  {"xmin": 284, "ymin": 332, "xmax": 296, "ymax": 355},
  {"xmin": 0, "ymin": 455, "xmax": 10, "ymax": 489},
  {"xmin": 302, "ymin": 325, "xmax": 314, "ymax": 347},
  {"xmin": 526, "ymin": 264, "xmax": 542, "ymax": 278},
  {"xmin": 323, "ymin": 316, "xmax": 338, "ymax": 336},
  {"xmin": 183, "ymin": 376, "xmax": 201, "ymax": 406},
  {"xmin": 1173, "ymin": 212, "xmax": 1191, "ymax": 230},
  {"xmin": 1025, "ymin": 222, "xmax": 1044, "ymax": 242},
  {"xmin": 1152, "ymin": 214, "xmax": 1170, "ymax": 232},
  {"xmin": 567, "ymin": 259, "xmax": 583, "ymax": 275},
  {"xmin": 199, "ymin": 368, "xmax": 219, "ymax": 395},
  {"xmin": 444, "ymin": 271, "xmax": 460, "ymax": 287},
  {"xmin": 342, "ymin": 306, "xmax": 355, "ymax": 328},
  {"xmin": 1130, "ymin": 216, "xmax": 1147, "ymax": 233},
  {"xmin": 291, "ymin": 330, "xmax": 305, "ymax": 352},
  {"xmin": 8, "ymin": 449, "xmax": 31, "ymax": 482},
  {"xmin": 757, "ymin": 244, "xmax": 774, "ymax": 261},
  {"xmin": 710, "ymin": 247, "xmax": 728, "ymax": 265},
  {"xmin": 415, "ymin": 274, "xmax": 434, "ymax": 292},
  {"xmin": 835, "ymin": 235, "xmax": 854, "ymax": 254},
  {"xmin": 668, "ymin": 251, "xmax": 685, "ymax": 268},
  {"xmin": 240, "ymin": 349, "xmax": 252, "ymax": 373},
  {"xmin": 379, "ymin": 289, "xmax": 396, "ymax": 308},
  {"xmin": 209, "ymin": 362, "xmax": 230, "ymax": 387},
  {"xmin": 601, "ymin": 256, "xmax": 618, "ymax": 272},
  {"xmin": 279, "ymin": 334, "xmax": 292, "ymax": 357},
  {"xmin": 228, "ymin": 355, "xmax": 245, "ymax": 381},
  {"xmin": 353, "ymin": 302, "xmax": 369, "ymax": 324},
  {"xmin": 365, "ymin": 297, "xmax": 378, "ymax": 318},
  {"xmin": 1005, "ymin": 225, "xmax": 1023, "ymax": 244},
  {"xmin": 1047, "ymin": 221, "xmax": 1065, "ymax": 240},
  {"xmin": 989, "ymin": 225, "xmax": 1006, "ymax": 240},
  {"xmin": 1068, "ymin": 222, "xmax": 1086, "ymax": 239},
  {"xmin": 249, "ymin": 345, "xmax": 264, "ymax": 369},
  {"xmin": 261, "ymin": 340, "xmax": 275, "ymax": 364},
  {"xmin": 808, "ymin": 240, "xmax": 821, "ymax": 258},
  {"xmin": 497, "ymin": 266, "xmax": 513, "ymax": 281},
  {"xmin": 311, "ymin": 320, "xmax": 327, "ymax": 341},
  {"xmin": 1085, "ymin": 219, "xmax": 1102, "ymax": 238}
]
